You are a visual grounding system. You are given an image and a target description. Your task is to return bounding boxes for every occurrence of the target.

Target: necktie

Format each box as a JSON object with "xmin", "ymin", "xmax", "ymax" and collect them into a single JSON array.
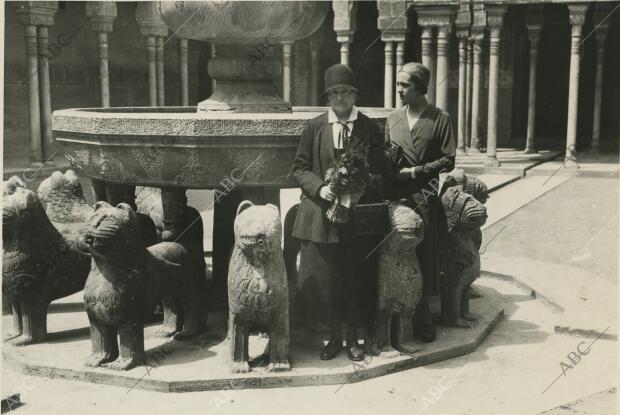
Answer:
[{"xmin": 338, "ymin": 123, "xmax": 350, "ymax": 150}]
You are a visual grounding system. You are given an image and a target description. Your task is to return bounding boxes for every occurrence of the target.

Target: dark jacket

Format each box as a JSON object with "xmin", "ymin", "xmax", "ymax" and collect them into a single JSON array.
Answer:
[
  {"xmin": 384, "ymin": 105, "xmax": 455, "ymax": 200},
  {"xmin": 291, "ymin": 111, "xmax": 385, "ymax": 244}
]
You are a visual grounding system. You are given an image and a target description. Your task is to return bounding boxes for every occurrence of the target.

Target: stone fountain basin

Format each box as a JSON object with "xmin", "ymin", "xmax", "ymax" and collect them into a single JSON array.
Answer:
[{"xmin": 52, "ymin": 107, "xmax": 392, "ymax": 189}]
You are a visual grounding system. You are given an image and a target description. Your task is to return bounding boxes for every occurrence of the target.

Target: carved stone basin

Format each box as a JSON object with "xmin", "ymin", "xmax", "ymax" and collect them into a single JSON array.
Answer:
[{"xmin": 53, "ymin": 106, "xmax": 392, "ymax": 189}]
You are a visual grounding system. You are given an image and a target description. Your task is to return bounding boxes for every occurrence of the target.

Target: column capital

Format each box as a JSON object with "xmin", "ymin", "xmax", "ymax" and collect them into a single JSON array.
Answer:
[
  {"xmin": 13, "ymin": 1, "xmax": 58, "ymax": 27},
  {"xmin": 455, "ymin": 2, "xmax": 471, "ymax": 39},
  {"xmin": 593, "ymin": 2, "xmax": 612, "ymax": 31},
  {"xmin": 525, "ymin": 4, "xmax": 544, "ymax": 32},
  {"xmin": 86, "ymin": 2, "xmax": 117, "ymax": 33},
  {"xmin": 567, "ymin": 4, "xmax": 588, "ymax": 27},
  {"xmin": 415, "ymin": 4, "xmax": 455, "ymax": 29},
  {"xmin": 486, "ymin": 4, "xmax": 507, "ymax": 28},
  {"xmin": 333, "ymin": 0, "xmax": 358, "ymax": 43},
  {"xmin": 135, "ymin": 2, "xmax": 169, "ymax": 37},
  {"xmin": 377, "ymin": 0, "xmax": 408, "ymax": 41}
]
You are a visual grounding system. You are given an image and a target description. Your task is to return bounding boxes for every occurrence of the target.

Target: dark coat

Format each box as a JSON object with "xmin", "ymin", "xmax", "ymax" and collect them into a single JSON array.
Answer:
[
  {"xmin": 291, "ymin": 111, "xmax": 385, "ymax": 244},
  {"xmin": 383, "ymin": 104, "xmax": 456, "ymax": 296},
  {"xmin": 384, "ymin": 105, "xmax": 456, "ymax": 199}
]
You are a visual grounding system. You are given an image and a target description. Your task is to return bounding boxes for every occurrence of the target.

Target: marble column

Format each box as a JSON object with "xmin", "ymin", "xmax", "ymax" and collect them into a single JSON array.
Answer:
[
  {"xmin": 156, "ymin": 36, "xmax": 165, "ymax": 106},
  {"xmin": 25, "ymin": 25, "xmax": 42, "ymax": 165},
  {"xmin": 333, "ymin": 0, "xmax": 357, "ymax": 66},
  {"xmin": 435, "ymin": 25, "xmax": 451, "ymax": 111},
  {"xmin": 282, "ymin": 41, "xmax": 293, "ymax": 102},
  {"xmin": 179, "ymin": 38, "xmax": 189, "ymax": 106},
  {"xmin": 465, "ymin": 38, "xmax": 473, "ymax": 152},
  {"xmin": 523, "ymin": 6, "xmax": 542, "ymax": 154},
  {"xmin": 524, "ymin": 30, "xmax": 540, "ymax": 154},
  {"xmin": 420, "ymin": 26, "xmax": 435, "ymax": 104},
  {"xmin": 340, "ymin": 42, "xmax": 350, "ymax": 66},
  {"xmin": 87, "ymin": 2, "xmax": 117, "ymax": 108},
  {"xmin": 564, "ymin": 4, "xmax": 588, "ymax": 168},
  {"xmin": 395, "ymin": 40, "xmax": 405, "ymax": 106},
  {"xmin": 37, "ymin": 26, "xmax": 54, "ymax": 161},
  {"xmin": 310, "ymin": 36, "xmax": 320, "ymax": 105},
  {"xmin": 485, "ymin": 6, "xmax": 506, "ymax": 167},
  {"xmin": 136, "ymin": 2, "xmax": 168, "ymax": 107},
  {"xmin": 591, "ymin": 5, "xmax": 610, "ymax": 153},
  {"xmin": 14, "ymin": 2, "xmax": 58, "ymax": 166},
  {"xmin": 146, "ymin": 36, "xmax": 157, "ymax": 106},
  {"xmin": 384, "ymin": 41, "xmax": 394, "ymax": 108},
  {"xmin": 470, "ymin": 33, "xmax": 483, "ymax": 153},
  {"xmin": 456, "ymin": 30, "xmax": 469, "ymax": 154}
]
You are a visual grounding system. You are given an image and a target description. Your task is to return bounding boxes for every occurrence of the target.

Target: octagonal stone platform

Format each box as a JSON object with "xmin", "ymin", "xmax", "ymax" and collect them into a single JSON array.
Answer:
[{"xmin": 2, "ymin": 286, "xmax": 503, "ymax": 393}]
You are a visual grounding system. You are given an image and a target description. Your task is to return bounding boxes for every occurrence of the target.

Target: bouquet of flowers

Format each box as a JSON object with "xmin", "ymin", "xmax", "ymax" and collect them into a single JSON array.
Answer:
[{"xmin": 324, "ymin": 145, "xmax": 371, "ymax": 224}]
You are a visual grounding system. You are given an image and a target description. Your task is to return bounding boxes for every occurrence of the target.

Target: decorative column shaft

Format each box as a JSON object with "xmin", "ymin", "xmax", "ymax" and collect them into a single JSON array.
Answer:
[
  {"xmin": 179, "ymin": 38, "xmax": 189, "ymax": 105},
  {"xmin": 456, "ymin": 32, "xmax": 468, "ymax": 153},
  {"xmin": 485, "ymin": 6, "xmax": 506, "ymax": 167},
  {"xmin": 470, "ymin": 34, "xmax": 484, "ymax": 152},
  {"xmin": 333, "ymin": 1, "xmax": 357, "ymax": 66},
  {"xmin": 377, "ymin": 1, "xmax": 407, "ymax": 108},
  {"xmin": 564, "ymin": 5, "xmax": 588, "ymax": 167},
  {"xmin": 421, "ymin": 26, "xmax": 435, "ymax": 104},
  {"xmin": 282, "ymin": 41, "xmax": 293, "ymax": 102},
  {"xmin": 25, "ymin": 25, "xmax": 42, "ymax": 165},
  {"xmin": 340, "ymin": 42, "xmax": 350, "ymax": 65},
  {"xmin": 525, "ymin": 30, "xmax": 540, "ymax": 153},
  {"xmin": 147, "ymin": 36, "xmax": 157, "ymax": 106},
  {"xmin": 310, "ymin": 37, "xmax": 320, "ymax": 105},
  {"xmin": 591, "ymin": 4, "xmax": 610, "ymax": 153},
  {"xmin": 37, "ymin": 26, "xmax": 53, "ymax": 161},
  {"xmin": 136, "ymin": 2, "xmax": 168, "ymax": 107},
  {"xmin": 436, "ymin": 25, "xmax": 451, "ymax": 111},
  {"xmin": 97, "ymin": 32, "xmax": 110, "ymax": 107},
  {"xmin": 156, "ymin": 36, "xmax": 165, "ymax": 106},
  {"xmin": 384, "ymin": 41, "xmax": 394, "ymax": 108},
  {"xmin": 15, "ymin": 2, "xmax": 59, "ymax": 166},
  {"xmin": 465, "ymin": 38, "xmax": 473, "ymax": 150},
  {"xmin": 86, "ymin": 2, "xmax": 117, "ymax": 108}
]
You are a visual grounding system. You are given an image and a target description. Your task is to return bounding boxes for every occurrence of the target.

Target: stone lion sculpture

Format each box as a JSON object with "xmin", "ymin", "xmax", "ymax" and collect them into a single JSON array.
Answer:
[
  {"xmin": 227, "ymin": 201, "xmax": 290, "ymax": 373},
  {"xmin": 441, "ymin": 169, "xmax": 489, "ymax": 204},
  {"xmin": 37, "ymin": 170, "xmax": 94, "ymax": 240},
  {"xmin": 439, "ymin": 186, "xmax": 487, "ymax": 328},
  {"xmin": 370, "ymin": 202, "xmax": 425, "ymax": 357},
  {"xmin": 80, "ymin": 202, "xmax": 207, "ymax": 370},
  {"xmin": 2, "ymin": 180, "xmax": 91, "ymax": 345}
]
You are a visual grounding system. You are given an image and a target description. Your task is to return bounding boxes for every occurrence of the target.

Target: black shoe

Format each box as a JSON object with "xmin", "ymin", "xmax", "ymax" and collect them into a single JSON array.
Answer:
[
  {"xmin": 346, "ymin": 340, "xmax": 365, "ymax": 361},
  {"xmin": 320, "ymin": 338, "xmax": 343, "ymax": 360},
  {"xmin": 418, "ymin": 323, "xmax": 436, "ymax": 343}
]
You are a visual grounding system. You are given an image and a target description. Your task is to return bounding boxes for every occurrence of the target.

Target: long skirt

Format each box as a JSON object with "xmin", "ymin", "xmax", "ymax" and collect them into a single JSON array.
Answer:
[{"xmin": 405, "ymin": 192, "xmax": 444, "ymax": 297}]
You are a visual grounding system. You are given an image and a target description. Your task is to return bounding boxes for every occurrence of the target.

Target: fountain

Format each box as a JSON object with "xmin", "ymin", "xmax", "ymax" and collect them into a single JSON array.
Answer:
[
  {"xmin": 15, "ymin": 1, "xmax": 506, "ymax": 391},
  {"xmin": 53, "ymin": 1, "xmax": 391, "ymax": 305}
]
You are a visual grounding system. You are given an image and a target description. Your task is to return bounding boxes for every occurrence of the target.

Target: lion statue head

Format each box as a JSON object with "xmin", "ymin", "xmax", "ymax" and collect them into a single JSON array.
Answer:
[
  {"xmin": 384, "ymin": 202, "xmax": 425, "ymax": 254},
  {"xmin": 80, "ymin": 202, "xmax": 143, "ymax": 261},
  {"xmin": 38, "ymin": 170, "xmax": 93, "ymax": 223},
  {"xmin": 441, "ymin": 186, "xmax": 487, "ymax": 232},
  {"xmin": 3, "ymin": 179, "xmax": 57, "ymax": 253},
  {"xmin": 234, "ymin": 201, "xmax": 282, "ymax": 262},
  {"xmin": 441, "ymin": 169, "xmax": 488, "ymax": 204}
]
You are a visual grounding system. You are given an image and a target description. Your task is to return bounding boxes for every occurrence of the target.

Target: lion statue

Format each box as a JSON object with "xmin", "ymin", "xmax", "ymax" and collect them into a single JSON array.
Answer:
[
  {"xmin": 2, "ymin": 180, "xmax": 91, "ymax": 345},
  {"xmin": 227, "ymin": 201, "xmax": 289, "ymax": 373},
  {"xmin": 80, "ymin": 202, "xmax": 207, "ymax": 371},
  {"xmin": 37, "ymin": 170, "xmax": 94, "ymax": 240},
  {"xmin": 441, "ymin": 169, "xmax": 489, "ymax": 204},
  {"xmin": 439, "ymin": 186, "xmax": 487, "ymax": 328},
  {"xmin": 370, "ymin": 202, "xmax": 425, "ymax": 357}
]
